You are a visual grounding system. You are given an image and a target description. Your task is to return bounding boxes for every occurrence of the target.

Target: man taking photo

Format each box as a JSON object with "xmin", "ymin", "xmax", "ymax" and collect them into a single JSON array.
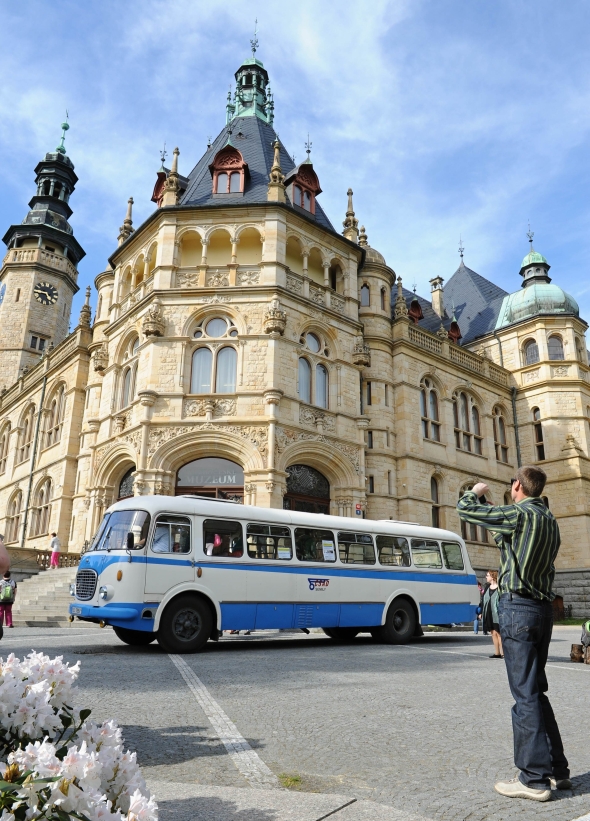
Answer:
[{"xmin": 457, "ymin": 465, "xmax": 570, "ymax": 802}]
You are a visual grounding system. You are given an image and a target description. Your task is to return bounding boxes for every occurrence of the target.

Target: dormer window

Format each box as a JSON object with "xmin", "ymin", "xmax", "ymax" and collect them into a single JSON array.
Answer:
[
  {"xmin": 209, "ymin": 145, "xmax": 248, "ymax": 196},
  {"xmin": 285, "ymin": 162, "xmax": 322, "ymax": 216}
]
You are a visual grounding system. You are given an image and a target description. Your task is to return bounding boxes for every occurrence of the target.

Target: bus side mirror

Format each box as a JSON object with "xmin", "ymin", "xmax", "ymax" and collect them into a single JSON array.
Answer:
[{"xmin": 126, "ymin": 532, "xmax": 135, "ymax": 551}]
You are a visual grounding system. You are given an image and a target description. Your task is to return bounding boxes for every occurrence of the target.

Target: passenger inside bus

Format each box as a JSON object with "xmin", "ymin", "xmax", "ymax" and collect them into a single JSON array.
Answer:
[{"xmin": 203, "ymin": 520, "xmax": 243, "ymax": 557}]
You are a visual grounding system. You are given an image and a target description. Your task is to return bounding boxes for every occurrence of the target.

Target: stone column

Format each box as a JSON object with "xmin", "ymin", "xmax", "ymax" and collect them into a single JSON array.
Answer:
[
  {"xmin": 264, "ymin": 390, "xmax": 283, "ymax": 471},
  {"xmin": 137, "ymin": 390, "xmax": 158, "ymax": 471}
]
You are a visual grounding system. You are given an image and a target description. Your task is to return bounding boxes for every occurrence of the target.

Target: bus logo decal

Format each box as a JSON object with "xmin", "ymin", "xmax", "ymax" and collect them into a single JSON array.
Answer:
[{"xmin": 308, "ymin": 578, "xmax": 330, "ymax": 591}]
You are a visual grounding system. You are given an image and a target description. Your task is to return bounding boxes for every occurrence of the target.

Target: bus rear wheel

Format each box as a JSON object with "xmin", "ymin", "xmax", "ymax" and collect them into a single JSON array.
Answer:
[
  {"xmin": 373, "ymin": 599, "xmax": 416, "ymax": 645},
  {"xmin": 322, "ymin": 628, "xmax": 359, "ymax": 642},
  {"xmin": 157, "ymin": 595, "xmax": 212, "ymax": 654},
  {"xmin": 113, "ymin": 626, "xmax": 156, "ymax": 646}
]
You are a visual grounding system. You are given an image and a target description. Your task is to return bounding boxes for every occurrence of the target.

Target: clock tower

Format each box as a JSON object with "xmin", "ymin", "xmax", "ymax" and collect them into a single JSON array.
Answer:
[{"xmin": 0, "ymin": 121, "xmax": 85, "ymax": 387}]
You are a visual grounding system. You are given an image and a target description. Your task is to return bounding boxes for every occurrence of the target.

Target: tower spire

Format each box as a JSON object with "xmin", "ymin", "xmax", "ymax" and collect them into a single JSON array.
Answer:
[
  {"xmin": 527, "ymin": 221, "xmax": 534, "ymax": 250},
  {"xmin": 342, "ymin": 188, "xmax": 359, "ymax": 242},
  {"xmin": 267, "ymin": 138, "xmax": 286, "ymax": 203},
  {"xmin": 250, "ymin": 19, "xmax": 259, "ymax": 56},
  {"xmin": 458, "ymin": 235, "xmax": 464, "ymax": 263},
  {"xmin": 118, "ymin": 197, "xmax": 134, "ymax": 245},
  {"xmin": 161, "ymin": 147, "xmax": 180, "ymax": 206},
  {"xmin": 56, "ymin": 113, "xmax": 69, "ymax": 155}
]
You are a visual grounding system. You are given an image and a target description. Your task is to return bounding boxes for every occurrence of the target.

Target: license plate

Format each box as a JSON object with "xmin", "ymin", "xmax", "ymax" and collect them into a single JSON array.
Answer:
[{"xmin": 71, "ymin": 606, "xmax": 82, "ymax": 615}]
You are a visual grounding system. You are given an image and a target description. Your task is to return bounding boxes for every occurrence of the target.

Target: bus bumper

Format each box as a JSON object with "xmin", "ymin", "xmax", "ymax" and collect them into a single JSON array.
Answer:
[{"xmin": 69, "ymin": 602, "xmax": 157, "ymax": 631}]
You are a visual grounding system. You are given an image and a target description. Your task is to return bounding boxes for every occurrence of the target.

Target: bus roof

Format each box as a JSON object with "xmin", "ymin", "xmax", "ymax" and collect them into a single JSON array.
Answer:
[{"xmin": 106, "ymin": 495, "xmax": 464, "ymax": 543}]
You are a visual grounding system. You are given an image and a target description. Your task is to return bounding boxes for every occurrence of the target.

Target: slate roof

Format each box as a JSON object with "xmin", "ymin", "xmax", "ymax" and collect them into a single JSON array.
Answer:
[
  {"xmin": 390, "ymin": 287, "xmax": 454, "ymax": 334},
  {"xmin": 442, "ymin": 261, "xmax": 509, "ymax": 343},
  {"xmin": 179, "ymin": 116, "xmax": 335, "ymax": 231}
]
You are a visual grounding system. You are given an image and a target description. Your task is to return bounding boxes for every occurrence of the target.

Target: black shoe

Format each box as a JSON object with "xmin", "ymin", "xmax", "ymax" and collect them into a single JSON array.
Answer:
[
  {"xmin": 489, "ymin": 654, "xmax": 502, "ymax": 658},
  {"xmin": 550, "ymin": 777, "xmax": 572, "ymax": 790}
]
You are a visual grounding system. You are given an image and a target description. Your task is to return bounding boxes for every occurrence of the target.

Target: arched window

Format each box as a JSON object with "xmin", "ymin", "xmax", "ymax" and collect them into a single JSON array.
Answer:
[
  {"xmin": 45, "ymin": 386, "xmax": 66, "ymax": 448},
  {"xmin": 118, "ymin": 467, "xmax": 136, "ymax": 500},
  {"xmin": 176, "ymin": 457, "xmax": 244, "ymax": 501},
  {"xmin": 31, "ymin": 479, "xmax": 53, "ymax": 537},
  {"xmin": 420, "ymin": 378, "xmax": 440, "ymax": 441},
  {"xmin": 215, "ymin": 347, "xmax": 237, "ymax": 393},
  {"xmin": 547, "ymin": 335, "xmax": 564, "ymax": 361},
  {"xmin": 524, "ymin": 338, "xmax": 540, "ymax": 365},
  {"xmin": 380, "ymin": 288, "xmax": 386, "ymax": 311},
  {"xmin": 431, "ymin": 477, "xmax": 441, "ymax": 527},
  {"xmin": 492, "ymin": 407, "xmax": 509, "ymax": 463},
  {"xmin": 6, "ymin": 491, "xmax": 22, "ymax": 543},
  {"xmin": 229, "ymin": 172, "xmax": 241, "ymax": 193},
  {"xmin": 453, "ymin": 392, "xmax": 482, "ymax": 454},
  {"xmin": 216, "ymin": 172, "xmax": 228, "ymax": 192},
  {"xmin": 17, "ymin": 406, "xmax": 35, "ymax": 464},
  {"xmin": 459, "ymin": 484, "xmax": 488, "ymax": 543},
  {"xmin": 283, "ymin": 465, "xmax": 330, "ymax": 515},
  {"xmin": 211, "ymin": 145, "xmax": 247, "ymax": 195},
  {"xmin": 316, "ymin": 364, "xmax": 329, "ymax": 409},
  {"xmin": 298, "ymin": 358, "xmax": 311, "ymax": 403},
  {"xmin": 532, "ymin": 407, "xmax": 545, "ymax": 461},
  {"xmin": 190, "ymin": 346, "xmax": 237, "ymax": 394},
  {"xmin": 120, "ymin": 365, "xmax": 136, "ymax": 409},
  {"xmin": 360, "ymin": 284, "xmax": 370, "ymax": 307},
  {"xmin": 0, "ymin": 425, "xmax": 10, "ymax": 474}
]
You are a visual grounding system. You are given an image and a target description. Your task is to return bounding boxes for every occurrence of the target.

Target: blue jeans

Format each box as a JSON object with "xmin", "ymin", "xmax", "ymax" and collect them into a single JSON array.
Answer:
[
  {"xmin": 473, "ymin": 617, "xmax": 479, "ymax": 634},
  {"xmin": 498, "ymin": 593, "xmax": 569, "ymax": 788}
]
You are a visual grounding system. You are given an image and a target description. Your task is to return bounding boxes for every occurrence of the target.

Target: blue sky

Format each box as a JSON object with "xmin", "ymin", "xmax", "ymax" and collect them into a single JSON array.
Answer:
[{"xmin": 2, "ymin": 1, "xmax": 590, "ymax": 333}]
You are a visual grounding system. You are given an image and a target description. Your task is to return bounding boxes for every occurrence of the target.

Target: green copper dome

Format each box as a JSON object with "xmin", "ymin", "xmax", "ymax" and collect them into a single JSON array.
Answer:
[
  {"xmin": 495, "ymin": 282, "xmax": 579, "ymax": 329},
  {"xmin": 521, "ymin": 250, "xmax": 548, "ymax": 269}
]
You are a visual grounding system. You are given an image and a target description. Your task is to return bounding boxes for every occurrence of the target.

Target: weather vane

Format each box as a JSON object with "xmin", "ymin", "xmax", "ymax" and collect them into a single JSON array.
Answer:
[
  {"xmin": 458, "ymin": 235, "xmax": 464, "ymax": 260},
  {"xmin": 305, "ymin": 134, "xmax": 312, "ymax": 159},
  {"xmin": 160, "ymin": 142, "xmax": 167, "ymax": 165},
  {"xmin": 251, "ymin": 19, "xmax": 258, "ymax": 56},
  {"xmin": 527, "ymin": 221, "xmax": 534, "ymax": 248}
]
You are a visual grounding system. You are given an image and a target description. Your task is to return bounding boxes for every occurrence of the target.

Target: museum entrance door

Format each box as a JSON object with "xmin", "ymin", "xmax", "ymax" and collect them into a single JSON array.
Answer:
[
  {"xmin": 283, "ymin": 465, "xmax": 330, "ymax": 514},
  {"xmin": 175, "ymin": 457, "xmax": 244, "ymax": 502}
]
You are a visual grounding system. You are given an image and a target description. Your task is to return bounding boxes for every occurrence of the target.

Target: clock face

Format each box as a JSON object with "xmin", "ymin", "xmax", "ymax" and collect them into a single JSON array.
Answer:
[
  {"xmin": 0, "ymin": 283, "xmax": 5, "ymax": 306},
  {"xmin": 34, "ymin": 281, "xmax": 58, "ymax": 306}
]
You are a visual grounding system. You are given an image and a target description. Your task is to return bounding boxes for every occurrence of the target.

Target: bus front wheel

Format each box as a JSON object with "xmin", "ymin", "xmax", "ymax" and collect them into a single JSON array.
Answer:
[
  {"xmin": 157, "ymin": 595, "xmax": 212, "ymax": 654},
  {"xmin": 322, "ymin": 628, "xmax": 359, "ymax": 642},
  {"xmin": 374, "ymin": 599, "xmax": 416, "ymax": 644},
  {"xmin": 113, "ymin": 626, "xmax": 157, "ymax": 646}
]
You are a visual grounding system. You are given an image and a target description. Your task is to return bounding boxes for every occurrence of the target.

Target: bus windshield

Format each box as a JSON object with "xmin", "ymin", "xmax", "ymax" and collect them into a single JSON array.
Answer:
[{"xmin": 91, "ymin": 510, "xmax": 151, "ymax": 551}]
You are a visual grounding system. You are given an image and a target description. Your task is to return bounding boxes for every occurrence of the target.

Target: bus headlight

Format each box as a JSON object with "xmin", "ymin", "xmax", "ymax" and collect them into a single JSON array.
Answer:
[
  {"xmin": 99, "ymin": 585, "xmax": 114, "ymax": 601},
  {"xmin": 69, "ymin": 583, "xmax": 76, "ymax": 597}
]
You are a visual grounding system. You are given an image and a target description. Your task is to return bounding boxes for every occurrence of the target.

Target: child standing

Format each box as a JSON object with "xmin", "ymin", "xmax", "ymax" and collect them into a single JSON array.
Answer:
[
  {"xmin": 49, "ymin": 532, "xmax": 61, "ymax": 569},
  {"xmin": 0, "ymin": 571, "xmax": 16, "ymax": 628}
]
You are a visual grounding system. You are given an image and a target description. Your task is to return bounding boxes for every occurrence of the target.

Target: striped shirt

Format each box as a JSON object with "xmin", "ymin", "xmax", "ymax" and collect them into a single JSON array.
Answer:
[{"xmin": 457, "ymin": 491, "xmax": 560, "ymax": 601}]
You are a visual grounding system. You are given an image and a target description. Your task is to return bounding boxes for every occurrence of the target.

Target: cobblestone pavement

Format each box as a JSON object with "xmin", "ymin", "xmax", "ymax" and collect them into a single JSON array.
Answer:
[{"xmin": 0, "ymin": 626, "xmax": 588, "ymax": 821}]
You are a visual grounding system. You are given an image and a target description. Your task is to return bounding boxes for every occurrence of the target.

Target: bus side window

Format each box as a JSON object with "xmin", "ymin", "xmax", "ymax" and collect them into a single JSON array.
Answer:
[
  {"xmin": 441, "ymin": 541, "xmax": 464, "ymax": 570},
  {"xmin": 294, "ymin": 528, "xmax": 336, "ymax": 562},
  {"xmin": 376, "ymin": 535, "xmax": 411, "ymax": 567},
  {"xmin": 203, "ymin": 519, "xmax": 243, "ymax": 558},
  {"xmin": 247, "ymin": 524, "xmax": 293, "ymax": 560},
  {"xmin": 411, "ymin": 539, "xmax": 442, "ymax": 568},
  {"xmin": 337, "ymin": 532, "xmax": 375, "ymax": 564},
  {"xmin": 151, "ymin": 515, "xmax": 191, "ymax": 554}
]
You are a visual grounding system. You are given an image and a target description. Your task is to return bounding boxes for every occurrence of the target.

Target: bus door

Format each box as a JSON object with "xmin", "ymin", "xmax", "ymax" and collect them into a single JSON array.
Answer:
[
  {"xmin": 145, "ymin": 513, "xmax": 194, "ymax": 596},
  {"xmin": 293, "ymin": 526, "xmax": 339, "ymax": 628},
  {"xmin": 245, "ymin": 523, "xmax": 296, "ymax": 629}
]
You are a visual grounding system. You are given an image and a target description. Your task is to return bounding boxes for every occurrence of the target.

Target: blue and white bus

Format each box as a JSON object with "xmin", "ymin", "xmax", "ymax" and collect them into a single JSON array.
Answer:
[{"xmin": 70, "ymin": 495, "xmax": 480, "ymax": 653}]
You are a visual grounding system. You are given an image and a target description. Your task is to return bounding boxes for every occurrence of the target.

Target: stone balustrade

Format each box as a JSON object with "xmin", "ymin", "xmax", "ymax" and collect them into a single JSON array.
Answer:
[{"xmin": 3, "ymin": 247, "xmax": 78, "ymax": 281}]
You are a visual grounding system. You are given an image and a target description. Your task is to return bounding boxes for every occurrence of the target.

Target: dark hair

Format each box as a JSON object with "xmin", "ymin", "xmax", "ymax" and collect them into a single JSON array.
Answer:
[
  {"xmin": 51, "ymin": 532, "xmax": 57, "ymax": 537},
  {"xmin": 516, "ymin": 465, "xmax": 547, "ymax": 497},
  {"xmin": 487, "ymin": 569, "xmax": 498, "ymax": 583},
  {"xmin": 3, "ymin": 571, "xmax": 10, "ymax": 579}
]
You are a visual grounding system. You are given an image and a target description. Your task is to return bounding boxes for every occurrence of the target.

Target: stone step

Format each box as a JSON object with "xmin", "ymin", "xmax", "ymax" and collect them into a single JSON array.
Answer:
[{"xmin": 9, "ymin": 566, "xmax": 80, "ymax": 626}]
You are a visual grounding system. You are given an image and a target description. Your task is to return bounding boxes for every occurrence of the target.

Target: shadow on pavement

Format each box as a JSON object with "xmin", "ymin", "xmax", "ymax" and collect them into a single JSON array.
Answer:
[
  {"xmin": 121, "ymin": 724, "xmax": 268, "ymax": 765},
  {"xmin": 158, "ymin": 796, "xmax": 276, "ymax": 821}
]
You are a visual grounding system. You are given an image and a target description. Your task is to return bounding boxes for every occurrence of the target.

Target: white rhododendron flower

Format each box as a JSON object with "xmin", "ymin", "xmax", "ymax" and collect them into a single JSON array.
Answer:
[{"xmin": 0, "ymin": 653, "xmax": 158, "ymax": 821}]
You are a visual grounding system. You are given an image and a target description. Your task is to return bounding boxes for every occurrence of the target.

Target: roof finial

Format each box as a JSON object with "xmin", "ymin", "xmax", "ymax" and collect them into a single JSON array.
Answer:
[
  {"xmin": 458, "ymin": 235, "xmax": 464, "ymax": 261},
  {"xmin": 161, "ymin": 147, "xmax": 180, "ymax": 206},
  {"xmin": 304, "ymin": 134, "xmax": 312, "ymax": 162},
  {"xmin": 118, "ymin": 197, "xmax": 134, "ymax": 245},
  {"xmin": 267, "ymin": 137, "xmax": 286, "ymax": 203},
  {"xmin": 342, "ymin": 188, "xmax": 359, "ymax": 242},
  {"xmin": 412, "ymin": 282, "xmax": 417, "ymax": 294},
  {"xmin": 159, "ymin": 142, "xmax": 167, "ymax": 170},
  {"xmin": 56, "ymin": 111, "xmax": 69, "ymax": 155},
  {"xmin": 527, "ymin": 221, "xmax": 534, "ymax": 249},
  {"xmin": 78, "ymin": 285, "xmax": 92, "ymax": 328},
  {"xmin": 358, "ymin": 225, "xmax": 368, "ymax": 247},
  {"xmin": 251, "ymin": 18, "xmax": 259, "ymax": 56},
  {"xmin": 207, "ymin": 135, "xmax": 212, "ymax": 150}
]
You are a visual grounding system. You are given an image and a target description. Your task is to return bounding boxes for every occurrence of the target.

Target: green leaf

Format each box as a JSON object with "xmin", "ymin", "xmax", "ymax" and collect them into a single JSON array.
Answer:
[
  {"xmin": 55, "ymin": 745, "xmax": 68, "ymax": 760},
  {"xmin": 61, "ymin": 715, "xmax": 72, "ymax": 728},
  {"xmin": 79, "ymin": 709, "xmax": 92, "ymax": 721}
]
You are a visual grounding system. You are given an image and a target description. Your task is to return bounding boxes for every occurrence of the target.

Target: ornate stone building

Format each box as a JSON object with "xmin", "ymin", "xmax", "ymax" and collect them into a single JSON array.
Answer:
[{"xmin": 0, "ymin": 50, "xmax": 589, "ymax": 609}]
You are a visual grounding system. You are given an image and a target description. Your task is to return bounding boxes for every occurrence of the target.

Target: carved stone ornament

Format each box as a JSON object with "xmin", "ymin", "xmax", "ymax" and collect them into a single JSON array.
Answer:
[
  {"xmin": 176, "ymin": 271, "xmax": 199, "ymax": 288},
  {"xmin": 148, "ymin": 423, "xmax": 268, "ymax": 458},
  {"xmin": 352, "ymin": 338, "xmax": 371, "ymax": 367},
  {"xmin": 206, "ymin": 271, "xmax": 229, "ymax": 287},
  {"xmin": 551, "ymin": 365, "xmax": 569, "ymax": 377},
  {"xmin": 92, "ymin": 343, "xmax": 108, "ymax": 372},
  {"xmin": 299, "ymin": 406, "xmax": 336, "ymax": 433},
  {"xmin": 142, "ymin": 299, "xmax": 165, "ymax": 337},
  {"xmin": 183, "ymin": 398, "xmax": 237, "ymax": 418},
  {"xmin": 276, "ymin": 426, "xmax": 361, "ymax": 473},
  {"xmin": 286, "ymin": 275, "xmax": 302, "ymax": 294},
  {"xmin": 525, "ymin": 369, "xmax": 540, "ymax": 383},
  {"xmin": 236, "ymin": 269, "xmax": 260, "ymax": 286},
  {"xmin": 263, "ymin": 299, "xmax": 287, "ymax": 336}
]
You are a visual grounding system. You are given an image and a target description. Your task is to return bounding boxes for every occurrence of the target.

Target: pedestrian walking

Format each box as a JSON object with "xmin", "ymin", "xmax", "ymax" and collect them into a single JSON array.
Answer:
[
  {"xmin": 474, "ymin": 581, "xmax": 484, "ymax": 634},
  {"xmin": 0, "ymin": 571, "xmax": 16, "ymax": 628},
  {"xmin": 0, "ymin": 534, "xmax": 9, "ymax": 577},
  {"xmin": 49, "ymin": 532, "xmax": 61, "ymax": 569},
  {"xmin": 457, "ymin": 466, "xmax": 570, "ymax": 802},
  {"xmin": 481, "ymin": 571, "xmax": 503, "ymax": 657}
]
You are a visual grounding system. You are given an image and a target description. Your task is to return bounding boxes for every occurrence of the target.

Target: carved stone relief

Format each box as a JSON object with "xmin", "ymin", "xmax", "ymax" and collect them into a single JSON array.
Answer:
[{"xmin": 183, "ymin": 398, "xmax": 237, "ymax": 417}]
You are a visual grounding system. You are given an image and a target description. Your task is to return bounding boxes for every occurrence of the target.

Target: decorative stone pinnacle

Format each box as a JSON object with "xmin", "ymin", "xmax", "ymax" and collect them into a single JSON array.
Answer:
[
  {"xmin": 162, "ymin": 148, "xmax": 180, "ymax": 205},
  {"xmin": 394, "ymin": 275, "xmax": 409, "ymax": 319},
  {"xmin": 118, "ymin": 197, "xmax": 134, "ymax": 245},
  {"xmin": 358, "ymin": 226, "xmax": 368, "ymax": 247},
  {"xmin": 342, "ymin": 188, "xmax": 359, "ymax": 241},
  {"xmin": 78, "ymin": 286, "xmax": 92, "ymax": 328},
  {"xmin": 267, "ymin": 139, "xmax": 286, "ymax": 203}
]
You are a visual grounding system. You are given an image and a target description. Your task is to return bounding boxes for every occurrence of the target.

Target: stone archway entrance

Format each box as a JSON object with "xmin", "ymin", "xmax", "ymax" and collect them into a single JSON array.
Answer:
[
  {"xmin": 176, "ymin": 457, "xmax": 244, "ymax": 502},
  {"xmin": 283, "ymin": 464, "xmax": 330, "ymax": 514}
]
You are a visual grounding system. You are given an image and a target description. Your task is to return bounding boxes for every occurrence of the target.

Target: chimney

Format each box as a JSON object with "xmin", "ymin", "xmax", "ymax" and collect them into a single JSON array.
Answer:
[{"xmin": 429, "ymin": 276, "xmax": 445, "ymax": 317}]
